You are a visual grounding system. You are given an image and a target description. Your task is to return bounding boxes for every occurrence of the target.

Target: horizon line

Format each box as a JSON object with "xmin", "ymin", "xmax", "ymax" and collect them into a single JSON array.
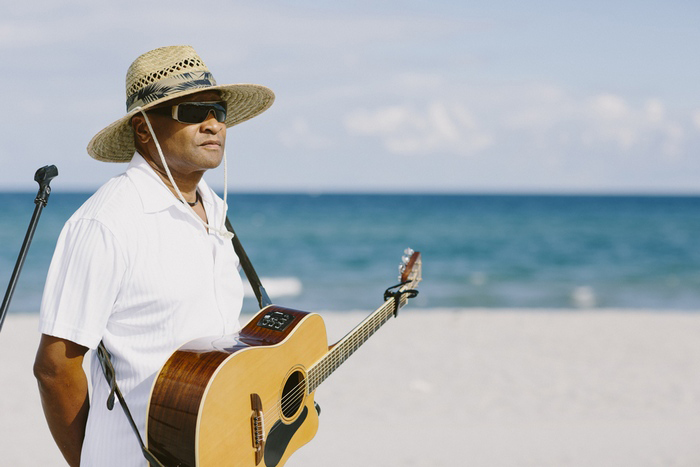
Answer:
[{"xmin": 1, "ymin": 188, "xmax": 700, "ymax": 197}]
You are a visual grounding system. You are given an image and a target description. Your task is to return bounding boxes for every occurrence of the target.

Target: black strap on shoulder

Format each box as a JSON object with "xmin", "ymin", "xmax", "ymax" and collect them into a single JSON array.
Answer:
[
  {"xmin": 96, "ymin": 342, "xmax": 165, "ymax": 467},
  {"xmin": 95, "ymin": 217, "xmax": 268, "ymax": 467},
  {"xmin": 225, "ymin": 217, "xmax": 272, "ymax": 309}
]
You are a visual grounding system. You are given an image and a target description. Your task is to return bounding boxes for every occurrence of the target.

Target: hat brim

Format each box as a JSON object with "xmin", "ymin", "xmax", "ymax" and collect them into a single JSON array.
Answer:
[{"xmin": 87, "ymin": 83, "xmax": 275, "ymax": 163}]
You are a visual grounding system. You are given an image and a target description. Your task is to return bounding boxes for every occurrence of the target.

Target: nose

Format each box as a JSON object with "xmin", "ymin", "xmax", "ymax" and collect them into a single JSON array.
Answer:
[{"xmin": 201, "ymin": 110, "xmax": 225, "ymax": 134}]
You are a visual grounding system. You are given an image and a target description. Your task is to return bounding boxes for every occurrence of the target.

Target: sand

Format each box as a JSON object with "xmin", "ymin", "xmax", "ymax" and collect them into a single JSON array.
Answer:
[{"xmin": 1, "ymin": 309, "xmax": 699, "ymax": 466}]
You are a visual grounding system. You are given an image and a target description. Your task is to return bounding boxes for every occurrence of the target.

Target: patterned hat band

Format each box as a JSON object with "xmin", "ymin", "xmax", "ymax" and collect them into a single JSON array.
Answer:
[{"xmin": 126, "ymin": 71, "xmax": 218, "ymax": 112}]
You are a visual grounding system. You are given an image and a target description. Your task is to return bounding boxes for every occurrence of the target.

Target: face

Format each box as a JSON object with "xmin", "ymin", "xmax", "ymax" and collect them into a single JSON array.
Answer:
[{"xmin": 133, "ymin": 90, "xmax": 227, "ymax": 178}]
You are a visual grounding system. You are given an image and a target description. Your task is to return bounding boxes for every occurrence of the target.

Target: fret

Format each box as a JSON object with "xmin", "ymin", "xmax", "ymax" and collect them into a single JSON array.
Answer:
[
  {"xmin": 306, "ymin": 250, "xmax": 421, "ymax": 394},
  {"xmin": 308, "ymin": 291, "xmax": 410, "ymax": 392}
]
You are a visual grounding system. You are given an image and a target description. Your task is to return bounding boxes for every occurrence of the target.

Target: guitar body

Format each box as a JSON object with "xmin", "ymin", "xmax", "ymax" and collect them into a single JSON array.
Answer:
[{"xmin": 147, "ymin": 306, "xmax": 327, "ymax": 467}]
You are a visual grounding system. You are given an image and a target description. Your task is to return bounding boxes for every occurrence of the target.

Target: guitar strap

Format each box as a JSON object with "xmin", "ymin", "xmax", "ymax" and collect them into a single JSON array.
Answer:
[
  {"xmin": 96, "ymin": 341, "xmax": 166, "ymax": 467},
  {"xmin": 95, "ymin": 216, "xmax": 269, "ymax": 467},
  {"xmin": 224, "ymin": 217, "xmax": 272, "ymax": 309}
]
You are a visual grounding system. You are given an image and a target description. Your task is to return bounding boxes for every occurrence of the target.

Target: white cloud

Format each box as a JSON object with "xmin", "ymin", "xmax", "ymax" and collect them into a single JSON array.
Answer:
[
  {"xmin": 341, "ymin": 84, "xmax": 695, "ymax": 166},
  {"xmin": 644, "ymin": 99, "xmax": 665, "ymax": 124},
  {"xmin": 344, "ymin": 101, "xmax": 492, "ymax": 156},
  {"xmin": 588, "ymin": 94, "xmax": 630, "ymax": 120},
  {"xmin": 581, "ymin": 95, "xmax": 686, "ymax": 156}
]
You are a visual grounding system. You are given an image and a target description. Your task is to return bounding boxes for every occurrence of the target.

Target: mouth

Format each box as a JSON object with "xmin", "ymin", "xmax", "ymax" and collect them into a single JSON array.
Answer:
[{"xmin": 200, "ymin": 140, "xmax": 222, "ymax": 149}]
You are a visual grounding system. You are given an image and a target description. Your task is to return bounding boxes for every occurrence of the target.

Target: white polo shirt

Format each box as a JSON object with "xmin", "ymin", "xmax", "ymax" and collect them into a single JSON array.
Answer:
[{"xmin": 39, "ymin": 153, "xmax": 244, "ymax": 466}]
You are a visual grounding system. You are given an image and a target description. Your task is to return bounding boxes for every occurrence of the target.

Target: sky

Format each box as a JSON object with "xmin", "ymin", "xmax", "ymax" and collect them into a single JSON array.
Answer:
[{"xmin": 1, "ymin": 0, "xmax": 699, "ymax": 194}]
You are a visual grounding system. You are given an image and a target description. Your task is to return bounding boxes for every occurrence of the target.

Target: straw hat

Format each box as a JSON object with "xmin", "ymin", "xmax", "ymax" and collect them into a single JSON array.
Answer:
[{"xmin": 87, "ymin": 45, "xmax": 275, "ymax": 162}]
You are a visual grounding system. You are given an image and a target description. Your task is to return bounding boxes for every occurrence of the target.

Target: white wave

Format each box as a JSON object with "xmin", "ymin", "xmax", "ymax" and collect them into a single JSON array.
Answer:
[
  {"xmin": 243, "ymin": 277, "xmax": 303, "ymax": 299},
  {"xmin": 572, "ymin": 285, "xmax": 597, "ymax": 308}
]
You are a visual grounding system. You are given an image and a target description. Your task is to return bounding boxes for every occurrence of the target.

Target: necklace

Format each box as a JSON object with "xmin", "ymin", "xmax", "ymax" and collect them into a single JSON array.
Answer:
[{"xmin": 182, "ymin": 191, "xmax": 200, "ymax": 207}]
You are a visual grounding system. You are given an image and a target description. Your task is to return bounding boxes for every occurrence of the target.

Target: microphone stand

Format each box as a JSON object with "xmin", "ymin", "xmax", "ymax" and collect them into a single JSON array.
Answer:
[{"xmin": 0, "ymin": 165, "xmax": 58, "ymax": 333}]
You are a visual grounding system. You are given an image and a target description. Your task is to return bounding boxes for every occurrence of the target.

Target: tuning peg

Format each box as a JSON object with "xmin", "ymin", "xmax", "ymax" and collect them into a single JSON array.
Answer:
[{"xmin": 399, "ymin": 248, "xmax": 415, "ymax": 280}]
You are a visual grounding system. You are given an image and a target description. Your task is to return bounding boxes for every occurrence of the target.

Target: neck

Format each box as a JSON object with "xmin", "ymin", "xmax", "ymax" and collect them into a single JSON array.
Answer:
[{"xmin": 142, "ymin": 152, "xmax": 203, "ymax": 203}]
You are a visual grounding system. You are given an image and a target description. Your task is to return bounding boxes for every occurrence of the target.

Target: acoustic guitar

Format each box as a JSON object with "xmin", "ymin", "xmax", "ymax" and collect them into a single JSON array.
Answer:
[{"xmin": 146, "ymin": 249, "xmax": 422, "ymax": 467}]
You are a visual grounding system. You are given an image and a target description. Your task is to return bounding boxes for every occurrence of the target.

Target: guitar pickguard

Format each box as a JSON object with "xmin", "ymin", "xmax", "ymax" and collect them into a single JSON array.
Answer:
[{"xmin": 264, "ymin": 406, "xmax": 309, "ymax": 467}]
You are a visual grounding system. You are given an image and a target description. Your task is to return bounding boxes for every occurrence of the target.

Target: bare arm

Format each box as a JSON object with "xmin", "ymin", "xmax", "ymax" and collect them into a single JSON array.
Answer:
[{"xmin": 34, "ymin": 334, "xmax": 90, "ymax": 467}]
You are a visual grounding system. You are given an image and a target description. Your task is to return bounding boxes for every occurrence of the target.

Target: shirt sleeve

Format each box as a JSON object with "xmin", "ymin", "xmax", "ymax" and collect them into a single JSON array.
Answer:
[{"xmin": 39, "ymin": 217, "xmax": 127, "ymax": 349}]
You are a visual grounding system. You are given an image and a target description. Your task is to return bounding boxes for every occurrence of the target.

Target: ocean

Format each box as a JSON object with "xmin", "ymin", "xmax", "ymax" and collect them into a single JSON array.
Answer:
[{"xmin": 1, "ymin": 192, "xmax": 699, "ymax": 315}]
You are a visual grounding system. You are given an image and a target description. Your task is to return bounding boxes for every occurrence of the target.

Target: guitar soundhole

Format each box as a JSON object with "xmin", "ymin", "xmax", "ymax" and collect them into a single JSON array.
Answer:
[{"xmin": 281, "ymin": 370, "xmax": 306, "ymax": 419}]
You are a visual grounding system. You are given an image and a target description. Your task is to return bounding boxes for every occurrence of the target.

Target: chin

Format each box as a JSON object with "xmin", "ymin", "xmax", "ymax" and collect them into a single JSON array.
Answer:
[{"xmin": 198, "ymin": 151, "xmax": 225, "ymax": 169}]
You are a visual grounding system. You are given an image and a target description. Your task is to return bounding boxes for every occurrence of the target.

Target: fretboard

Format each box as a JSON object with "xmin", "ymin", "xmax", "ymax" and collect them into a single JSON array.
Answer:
[{"xmin": 306, "ymin": 292, "xmax": 412, "ymax": 393}]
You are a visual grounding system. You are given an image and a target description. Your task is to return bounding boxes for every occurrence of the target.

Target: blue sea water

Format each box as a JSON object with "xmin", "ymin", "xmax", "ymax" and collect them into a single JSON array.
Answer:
[{"xmin": 1, "ymin": 192, "xmax": 700, "ymax": 314}]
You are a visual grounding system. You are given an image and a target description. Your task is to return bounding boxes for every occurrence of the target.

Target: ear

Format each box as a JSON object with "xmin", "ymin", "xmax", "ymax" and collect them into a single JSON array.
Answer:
[{"xmin": 131, "ymin": 115, "xmax": 151, "ymax": 144}]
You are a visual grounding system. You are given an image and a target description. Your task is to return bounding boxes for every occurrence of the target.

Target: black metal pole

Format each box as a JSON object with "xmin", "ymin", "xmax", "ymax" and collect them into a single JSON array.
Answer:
[{"xmin": 0, "ymin": 165, "xmax": 58, "ymax": 333}]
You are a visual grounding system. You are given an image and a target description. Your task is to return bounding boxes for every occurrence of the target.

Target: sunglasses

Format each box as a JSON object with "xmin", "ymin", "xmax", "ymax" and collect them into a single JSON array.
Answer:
[{"xmin": 149, "ymin": 101, "xmax": 228, "ymax": 124}]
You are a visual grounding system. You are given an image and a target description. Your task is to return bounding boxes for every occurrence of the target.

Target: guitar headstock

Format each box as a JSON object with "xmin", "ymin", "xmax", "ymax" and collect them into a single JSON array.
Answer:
[{"xmin": 399, "ymin": 248, "xmax": 422, "ymax": 286}]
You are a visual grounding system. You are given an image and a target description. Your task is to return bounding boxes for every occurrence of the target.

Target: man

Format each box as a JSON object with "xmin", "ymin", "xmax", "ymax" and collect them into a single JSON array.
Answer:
[{"xmin": 33, "ymin": 45, "xmax": 275, "ymax": 466}]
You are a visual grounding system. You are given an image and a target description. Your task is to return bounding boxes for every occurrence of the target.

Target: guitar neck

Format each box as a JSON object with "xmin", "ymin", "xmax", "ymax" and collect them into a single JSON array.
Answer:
[
  {"xmin": 307, "ymin": 291, "xmax": 412, "ymax": 393},
  {"xmin": 307, "ymin": 250, "xmax": 421, "ymax": 393}
]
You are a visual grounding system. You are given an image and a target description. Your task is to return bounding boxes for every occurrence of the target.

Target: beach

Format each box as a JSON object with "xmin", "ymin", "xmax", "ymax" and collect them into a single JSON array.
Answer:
[{"xmin": 1, "ymin": 309, "xmax": 699, "ymax": 466}]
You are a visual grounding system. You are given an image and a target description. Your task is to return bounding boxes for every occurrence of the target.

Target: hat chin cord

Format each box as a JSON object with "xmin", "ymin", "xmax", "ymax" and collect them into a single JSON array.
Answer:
[{"xmin": 136, "ymin": 107, "xmax": 234, "ymax": 240}]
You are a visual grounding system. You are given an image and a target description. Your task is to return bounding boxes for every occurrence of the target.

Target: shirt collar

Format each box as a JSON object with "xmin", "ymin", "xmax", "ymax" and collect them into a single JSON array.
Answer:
[{"xmin": 125, "ymin": 153, "xmax": 216, "ymax": 216}]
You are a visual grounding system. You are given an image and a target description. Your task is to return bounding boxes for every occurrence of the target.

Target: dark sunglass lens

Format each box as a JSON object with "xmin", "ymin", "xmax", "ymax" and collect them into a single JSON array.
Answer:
[
  {"xmin": 177, "ymin": 102, "xmax": 227, "ymax": 123},
  {"xmin": 209, "ymin": 102, "xmax": 227, "ymax": 123},
  {"xmin": 177, "ymin": 104, "xmax": 208, "ymax": 123},
  {"xmin": 213, "ymin": 108, "xmax": 226, "ymax": 122}
]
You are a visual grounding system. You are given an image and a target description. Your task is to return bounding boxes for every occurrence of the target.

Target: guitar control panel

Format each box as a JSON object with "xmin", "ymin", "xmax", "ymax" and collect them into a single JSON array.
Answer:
[{"xmin": 257, "ymin": 310, "xmax": 295, "ymax": 332}]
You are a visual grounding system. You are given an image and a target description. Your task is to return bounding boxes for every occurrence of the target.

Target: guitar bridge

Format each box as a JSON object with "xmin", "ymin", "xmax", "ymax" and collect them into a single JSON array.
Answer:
[{"xmin": 250, "ymin": 393, "xmax": 265, "ymax": 465}]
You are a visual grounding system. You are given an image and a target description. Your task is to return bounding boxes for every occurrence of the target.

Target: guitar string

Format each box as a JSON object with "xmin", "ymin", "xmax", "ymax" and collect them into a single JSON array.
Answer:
[
  {"xmin": 258, "ymin": 267, "xmax": 421, "ymax": 421},
  {"xmin": 258, "ymin": 293, "xmax": 413, "ymax": 423},
  {"xmin": 259, "ymin": 287, "xmax": 417, "ymax": 422},
  {"xmin": 264, "ymin": 297, "xmax": 399, "ymax": 417},
  {"xmin": 272, "ymin": 318, "xmax": 383, "ymax": 418},
  {"xmin": 260, "ymin": 302, "xmax": 394, "ymax": 422}
]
